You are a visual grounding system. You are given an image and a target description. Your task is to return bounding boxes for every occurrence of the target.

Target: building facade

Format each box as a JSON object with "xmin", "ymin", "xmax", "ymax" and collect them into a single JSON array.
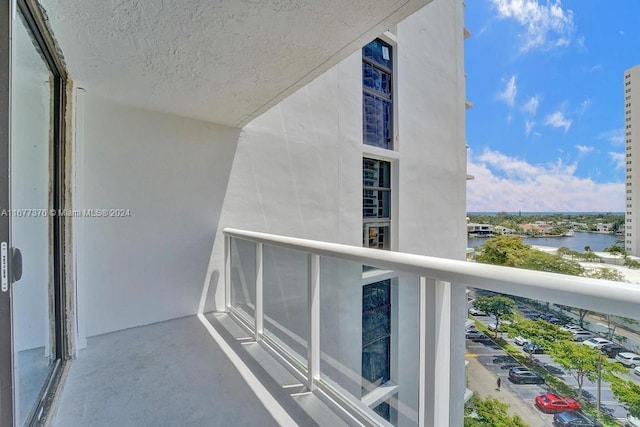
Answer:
[{"xmin": 625, "ymin": 65, "xmax": 640, "ymax": 255}]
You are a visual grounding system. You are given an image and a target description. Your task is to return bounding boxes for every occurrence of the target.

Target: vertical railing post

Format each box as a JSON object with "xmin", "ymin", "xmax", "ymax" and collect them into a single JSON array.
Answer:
[
  {"xmin": 255, "ymin": 242, "xmax": 264, "ymax": 341},
  {"xmin": 224, "ymin": 235, "xmax": 231, "ymax": 311},
  {"xmin": 419, "ymin": 277, "xmax": 451, "ymax": 427},
  {"xmin": 307, "ymin": 254, "xmax": 320, "ymax": 390}
]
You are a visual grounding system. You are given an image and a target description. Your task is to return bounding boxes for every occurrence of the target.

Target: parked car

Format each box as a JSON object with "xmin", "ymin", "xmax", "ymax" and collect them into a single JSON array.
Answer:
[
  {"xmin": 523, "ymin": 342, "xmax": 544, "ymax": 354},
  {"xmin": 538, "ymin": 313, "xmax": 563, "ymax": 324},
  {"xmin": 508, "ymin": 367, "xmax": 545, "ymax": 384},
  {"xmin": 600, "ymin": 343, "xmax": 627, "ymax": 358},
  {"xmin": 513, "ymin": 336, "xmax": 530, "ymax": 346},
  {"xmin": 487, "ymin": 320, "xmax": 512, "ymax": 331},
  {"xmin": 582, "ymin": 337, "xmax": 613, "ymax": 349},
  {"xmin": 616, "ymin": 352, "xmax": 640, "ymax": 368},
  {"xmin": 465, "ymin": 329, "xmax": 487, "ymax": 340},
  {"xmin": 534, "ymin": 392, "xmax": 580, "ymax": 413},
  {"xmin": 627, "ymin": 413, "xmax": 640, "ymax": 427},
  {"xmin": 560, "ymin": 324, "xmax": 584, "ymax": 332},
  {"xmin": 634, "ymin": 366, "xmax": 640, "ymax": 377},
  {"xmin": 572, "ymin": 330, "xmax": 596, "ymax": 342},
  {"xmin": 465, "ymin": 319, "xmax": 476, "ymax": 330},
  {"xmin": 468, "ymin": 307, "xmax": 487, "ymax": 316},
  {"xmin": 553, "ymin": 410, "xmax": 603, "ymax": 426}
]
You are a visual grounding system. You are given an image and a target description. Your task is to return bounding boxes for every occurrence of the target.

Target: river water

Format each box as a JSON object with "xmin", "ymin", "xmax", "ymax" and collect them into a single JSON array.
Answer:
[{"xmin": 467, "ymin": 232, "xmax": 620, "ymax": 252}]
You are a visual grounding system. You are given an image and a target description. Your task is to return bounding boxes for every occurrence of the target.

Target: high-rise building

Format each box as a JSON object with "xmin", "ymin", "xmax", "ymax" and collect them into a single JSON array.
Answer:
[{"xmin": 625, "ymin": 65, "xmax": 640, "ymax": 255}]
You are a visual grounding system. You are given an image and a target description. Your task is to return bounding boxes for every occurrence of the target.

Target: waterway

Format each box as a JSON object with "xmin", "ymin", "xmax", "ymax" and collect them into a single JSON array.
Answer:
[{"xmin": 468, "ymin": 232, "xmax": 620, "ymax": 252}]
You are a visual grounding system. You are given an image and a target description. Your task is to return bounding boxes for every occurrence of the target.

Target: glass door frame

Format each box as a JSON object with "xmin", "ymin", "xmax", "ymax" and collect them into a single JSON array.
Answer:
[{"xmin": 1, "ymin": 0, "xmax": 69, "ymax": 425}]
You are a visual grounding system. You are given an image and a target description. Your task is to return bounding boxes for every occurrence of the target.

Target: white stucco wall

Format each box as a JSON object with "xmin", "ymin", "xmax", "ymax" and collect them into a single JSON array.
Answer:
[
  {"xmin": 72, "ymin": 0, "xmax": 466, "ymax": 422},
  {"xmin": 76, "ymin": 94, "xmax": 239, "ymax": 337}
]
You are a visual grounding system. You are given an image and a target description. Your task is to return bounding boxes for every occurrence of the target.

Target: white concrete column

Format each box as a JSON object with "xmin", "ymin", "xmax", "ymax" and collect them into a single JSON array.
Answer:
[
  {"xmin": 419, "ymin": 278, "xmax": 451, "ymax": 427},
  {"xmin": 307, "ymin": 254, "xmax": 320, "ymax": 390},
  {"xmin": 255, "ymin": 242, "xmax": 263, "ymax": 341}
]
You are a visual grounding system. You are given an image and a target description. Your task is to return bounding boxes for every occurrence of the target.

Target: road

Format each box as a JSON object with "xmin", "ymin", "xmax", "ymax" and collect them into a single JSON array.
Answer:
[
  {"xmin": 466, "ymin": 338, "xmax": 552, "ymax": 427},
  {"xmin": 468, "ymin": 310, "xmax": 639, "ymax": 425}
]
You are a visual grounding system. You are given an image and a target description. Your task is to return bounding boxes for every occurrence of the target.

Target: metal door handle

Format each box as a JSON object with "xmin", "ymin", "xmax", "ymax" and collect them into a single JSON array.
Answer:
[{"xmin": 12, "ymin": 247, "xmax": 22, "ymax": 282}]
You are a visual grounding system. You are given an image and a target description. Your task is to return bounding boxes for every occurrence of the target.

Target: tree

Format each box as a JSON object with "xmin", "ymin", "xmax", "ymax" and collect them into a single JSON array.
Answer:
[
  {"xmin": 573, "ymin": 269, "xmax": 627, "ymax": 328},
  {"xmin": 624, "ymin": 258, "xmax": 640, "ymax": 269},
  {"xmin": 473, "ymin": 295, "xmax": 517, "ymax": 337},
  {"xmin": 548, "ymin": 341, "xmax": 621, "ymax": 401},
  {"xmin": 583, "ymin": 267, "xmax": 626, "ymax": 282},
  {"xmin": 604, "ymin": 243, "xmax": 628, "ymax": 257},
  {"xmin": 516, "ymin": 250, "xmax": 584, "ymax": 276},
  {"xmin": 464, "ymin": 396, "xmax": 528, "ymax": 427},
  {"xmin": 609, "ymin": 377, "xmax": 640, "ymax": 418},
  {"xmin": 475, "ymin": 236, "xmax": 530, "ymax": 267},
  {"xmin": 576, "ymin": 309, "xmax": 590, "ymax": 329},
  {"xmin": 506, "ymin": 318, "xmax": 572, "ymax": 360},
  {"xmin": 602, "ymin": 315, "xmax": 638, "ymax": 341},
  {"xmin": 584, "ymin": 246, "xmax": 592, "ymax": 252},
  {"xmin": 476, "ymin": 236, "xmax": 584, "ymax": 276}
]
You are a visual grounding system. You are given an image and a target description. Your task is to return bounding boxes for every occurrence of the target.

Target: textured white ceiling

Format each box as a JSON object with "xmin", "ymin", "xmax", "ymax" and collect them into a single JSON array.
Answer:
[{"xmin": 39, "ymin": 0, "xmax": 431, "ymax": 127}]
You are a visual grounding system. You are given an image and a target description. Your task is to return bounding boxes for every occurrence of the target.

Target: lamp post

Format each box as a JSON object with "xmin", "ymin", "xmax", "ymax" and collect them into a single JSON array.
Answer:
[{"xmin": 597, "ymin": 353, "xmax": 602, "ymax": 419}]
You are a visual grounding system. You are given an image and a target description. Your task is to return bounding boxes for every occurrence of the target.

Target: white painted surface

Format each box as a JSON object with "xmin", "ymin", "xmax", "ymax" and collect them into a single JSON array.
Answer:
[
  {"xmin": 39, "ymin": 0, "xmax": 432, "ymax": 127},
  {"xmin": 61, "ymin": 0, "xmax": 470, "ymax": 422},
  {"xmin": 77, "ymin": 94, "xmax": 239, "ymax": 337}
]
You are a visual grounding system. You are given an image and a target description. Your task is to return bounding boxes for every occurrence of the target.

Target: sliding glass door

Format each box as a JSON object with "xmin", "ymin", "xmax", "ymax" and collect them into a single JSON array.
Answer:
[{"xmin": 1, "ymin": 1, "xmax": 67, "ymax": 425}]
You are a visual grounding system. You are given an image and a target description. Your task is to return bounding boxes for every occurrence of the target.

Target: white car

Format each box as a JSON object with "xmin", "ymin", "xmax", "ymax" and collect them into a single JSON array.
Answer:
[
  {"xmin": 627, "ymin": 413, "xmax": 640, "ymax": 427},
  {"xmin": 634, "ymin": 366, "xmax": 640, "ymax": 377},
  {"xmin": 582, "ymin": 337, "xmax": 613, "ymax": 349},
  {"xmin": 560, "ymin": 324, "xmax": 584, "ymax": 332},
  {"xmin": 615, "ymin": 352, "xmax": 640, "ymax": 368},
  {"xmin": 468, "ymin": 307, "xmax": 487, "ymax": 316},
  {"xmin": 513, "ymin": 336, "xmax": 530, "ymax": 346},
  {"xmin": 487, "ymin": 320, "xmax": 512, "ymax": 331},
  {"xmin": 572, "ymin": 330, "xmax": 596, "ymax": 342}
]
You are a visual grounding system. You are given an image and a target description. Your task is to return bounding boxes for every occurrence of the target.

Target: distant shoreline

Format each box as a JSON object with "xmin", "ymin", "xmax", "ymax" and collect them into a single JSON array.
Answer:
[{"xmin": 467, "ymin": 211, "xmax": 623, "ymax": 216}]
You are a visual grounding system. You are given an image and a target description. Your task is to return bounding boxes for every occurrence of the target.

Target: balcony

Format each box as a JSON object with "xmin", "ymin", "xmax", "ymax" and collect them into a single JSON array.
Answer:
[{"xmin": 51, "ymin": 228, "xmax": 640, "ymax": 426}]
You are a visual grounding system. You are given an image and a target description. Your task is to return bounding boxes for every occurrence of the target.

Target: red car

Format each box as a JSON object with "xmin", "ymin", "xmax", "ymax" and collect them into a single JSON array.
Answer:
[{"xmin": 534, "ymin": 393, "xmax": 580, "ymax": 413}]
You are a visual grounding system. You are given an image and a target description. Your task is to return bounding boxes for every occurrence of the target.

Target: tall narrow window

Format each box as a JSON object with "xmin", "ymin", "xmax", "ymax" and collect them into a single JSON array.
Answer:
[
  {"xmin": 363, "ymin": 158, "xmax": 391, "ymax": 249},
  {"xmin": 363, "ymin": 39, "xmax": 393, "ymax": 150},
  {"xmin": 362, "ymin": 280, "xmax": 392, "ymax": 421}
]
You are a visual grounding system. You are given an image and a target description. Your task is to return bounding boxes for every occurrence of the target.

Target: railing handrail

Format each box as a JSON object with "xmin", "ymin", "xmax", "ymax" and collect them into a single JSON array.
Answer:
[{"xmin": 223, "ymin": 227, "xmax": 640, "ymax": 320}]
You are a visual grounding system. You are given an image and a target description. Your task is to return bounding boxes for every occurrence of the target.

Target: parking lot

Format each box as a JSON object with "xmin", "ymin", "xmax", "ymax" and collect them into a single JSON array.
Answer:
[{"xmin": 467, "ymin": 304, "xmax": 640, "ymax": 425}]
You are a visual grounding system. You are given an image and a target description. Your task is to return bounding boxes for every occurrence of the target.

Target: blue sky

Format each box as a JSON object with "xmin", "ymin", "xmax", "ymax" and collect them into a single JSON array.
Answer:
[{"xmin": 465, "ymin": 0, "xmax": 640, "ymax": 212}]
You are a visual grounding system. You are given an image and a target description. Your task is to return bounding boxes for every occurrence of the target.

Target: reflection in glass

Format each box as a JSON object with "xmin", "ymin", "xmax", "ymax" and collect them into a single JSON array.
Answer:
[{"xmin": 11, "ymin": 10, "xmax": 54, "ymax": 424}]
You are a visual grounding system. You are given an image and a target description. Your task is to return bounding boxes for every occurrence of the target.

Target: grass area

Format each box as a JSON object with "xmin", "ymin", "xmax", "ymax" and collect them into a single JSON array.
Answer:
[{"xmin": 472, "ymin": 319, "xmax": 621, "ymax": 427}]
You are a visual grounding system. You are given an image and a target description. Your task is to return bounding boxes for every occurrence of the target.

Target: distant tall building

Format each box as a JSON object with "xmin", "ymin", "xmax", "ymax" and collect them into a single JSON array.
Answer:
[{"xmin": 624, "ymin": 65, "xmax": 640, "ymax": 255}]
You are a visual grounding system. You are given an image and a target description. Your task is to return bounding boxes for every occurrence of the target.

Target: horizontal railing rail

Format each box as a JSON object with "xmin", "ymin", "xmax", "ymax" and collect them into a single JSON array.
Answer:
[
  {"xmin": 222, "ymin": 227, "xmax": 640, "ymax": 427},
  {"xmin": 224, "ymin": 228, "xmax": 640, "ymax": 319}
]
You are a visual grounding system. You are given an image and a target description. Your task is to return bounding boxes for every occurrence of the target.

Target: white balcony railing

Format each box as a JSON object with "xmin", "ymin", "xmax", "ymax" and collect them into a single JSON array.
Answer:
[{"xmin": 216, "ymin": 227, "xmax": 640, "ymax": 427}]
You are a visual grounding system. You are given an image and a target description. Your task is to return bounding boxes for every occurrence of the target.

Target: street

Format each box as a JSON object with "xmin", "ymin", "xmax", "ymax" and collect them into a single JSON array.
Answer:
[{"xmin": 467, "ymin": 306, "xmax": 640, "ymax": 425}]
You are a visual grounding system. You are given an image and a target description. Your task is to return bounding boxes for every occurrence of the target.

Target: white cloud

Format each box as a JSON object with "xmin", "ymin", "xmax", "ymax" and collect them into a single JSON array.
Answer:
[
  {"xmin": 490, "ymin": 0, "xmax": 575, "ymax": 52},
  {"xmin": 497, "ymin": 75, "xmax": 517, "ymax": 107},
  {"xmin": 525, "ymin": 120, "xmax": 535, "ymax": 136},
  {"xmin": 544, "ymin": 111, "xmax": 572, "ymax": 132},
  {"xmin": 609, "ymin": 152, "xmax": 625, "ymax": 170},
  {"xmin": 576, "ymin": 145, "xmax": 594, "ymax": 154},
  {"xmin": 576, "ymin": 98, "xmax": 591, "ymax": 116},
  {"xmin": 522, "ymin": 96, "xmax": 540, "ymax": 115},
  {"xmin": 588, "ymin": 64, "xmax": 603, "ymax": 73},
  {"xmin": 598, "ymin": 128, "xmax": 624, "ymax": 145},
  {"xmin": 467, "ymin": 148, "xmax": 623, "ymax": 212}
]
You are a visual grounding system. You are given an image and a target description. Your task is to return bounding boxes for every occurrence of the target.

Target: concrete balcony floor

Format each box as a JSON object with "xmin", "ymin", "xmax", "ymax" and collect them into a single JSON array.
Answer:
[{"xmin": 52, "ymin": 315, "xmax": 348, "ymax": 426}]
